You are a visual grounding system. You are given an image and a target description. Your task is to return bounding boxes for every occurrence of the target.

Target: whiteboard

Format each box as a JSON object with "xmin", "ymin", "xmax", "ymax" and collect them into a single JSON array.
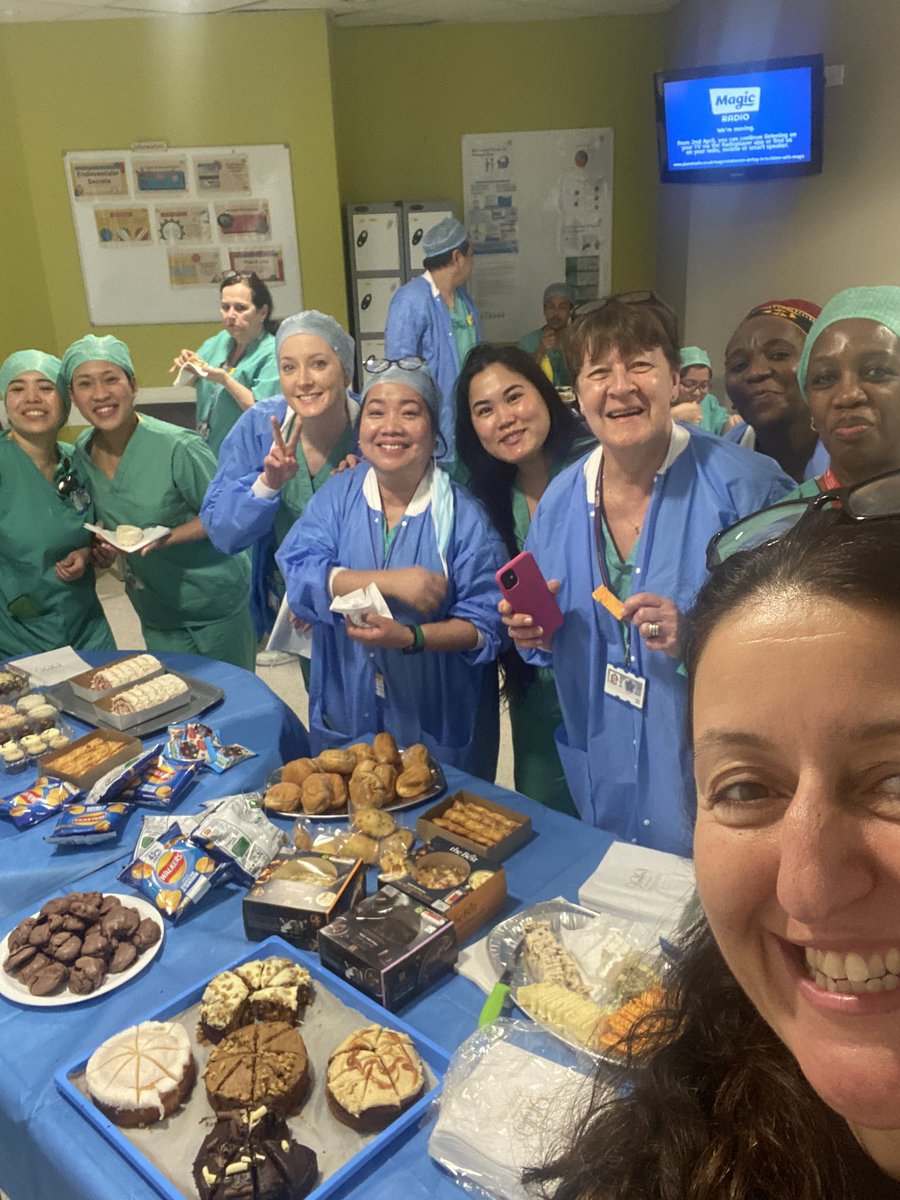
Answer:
[
  {"xmin": 64, "ymin": 144, "xmax": 303, "ymax": 325},
  {"xmin": 462, "ymin": 128, "xmax": 613, "ymax": 343}
]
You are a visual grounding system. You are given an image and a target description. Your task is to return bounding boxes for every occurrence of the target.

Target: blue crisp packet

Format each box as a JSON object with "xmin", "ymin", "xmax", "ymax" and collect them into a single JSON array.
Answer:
[
  {"xmin": 45, "ymin": 801, "xmax": 132, "ymax": 844},
  {"xmin": 206, "ymin": 741, "xmax": 256, "ymax": 774},
  {"xmin": 0, "ymin": 776, "xmax": 82, "ymax": 830},
  {"xmin": 86, "ymin": 743, "xmax": 163, "ymax": 807},
  {"xmin": 118, "ymin": 820, "xmax": 230, "ymax": 922},
  {"xmin": 122, "ymin": 755, "xmax": 199, "ymax": 809}
]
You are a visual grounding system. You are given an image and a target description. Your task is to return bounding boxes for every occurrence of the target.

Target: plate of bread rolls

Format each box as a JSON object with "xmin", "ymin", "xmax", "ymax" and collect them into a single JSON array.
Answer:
[{"xmin": 262, "ymin": 732, "xmax": 445, "ymax": 819}]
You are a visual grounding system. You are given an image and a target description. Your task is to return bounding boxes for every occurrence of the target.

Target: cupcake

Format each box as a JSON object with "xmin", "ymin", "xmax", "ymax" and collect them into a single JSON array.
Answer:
[
  {"xmin": 0, "ymin": 704, "xmax": 16, "ymax": 720},
  {"xmin": 20, "ymin": 733, "xmax": 47, "ymax": 757},
  {"xmin": 0, "ymin": 715, "xmax": 26, "ymax": 742},
  {"xmin": 1, "ymin": 745, "xmax": 27, "ymax": 773},
  {"xmin": 43, "ymin": 729, "xmax": 70, "ymax": 750},
  {"xmin": 16, "ymin": 694, "xmax": 44, "ymax": 715},
  {"xmin": 0, "ymin": 671, "xmax": 23, "ymax": 698},
  {"xmin": 27, "ymin": 704, "xmax": 58, "ymax": 733}
]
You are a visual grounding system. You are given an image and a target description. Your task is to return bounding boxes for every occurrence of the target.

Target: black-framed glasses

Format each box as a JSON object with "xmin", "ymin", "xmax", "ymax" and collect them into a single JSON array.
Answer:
[
  {"xmin": 363, "ymin": 355, "xmax": 426, "ymax": 374},
  {"xmin": 571, "ymin": 290, "xmax": 679, "ymax": 349},
  {"xmin": 680, "ymin": 379, "xmax": 710, "ymax": 395},
  {"xmin": 706, "ymin": 468, "xmax": 900, "ymax": 569}
]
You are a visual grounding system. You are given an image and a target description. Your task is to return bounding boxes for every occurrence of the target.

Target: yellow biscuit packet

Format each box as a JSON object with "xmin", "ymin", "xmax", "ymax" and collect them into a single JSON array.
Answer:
[{"xmin": 593, "ymin": 584, "xmax": 626, "ymax": 620}]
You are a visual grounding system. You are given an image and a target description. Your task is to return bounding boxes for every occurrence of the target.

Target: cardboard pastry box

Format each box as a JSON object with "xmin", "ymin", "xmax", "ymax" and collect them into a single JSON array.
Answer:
[
  {"xmin": 318, "ymin": 885, "xmax": 458, "ymax": 1011},
  {"xmin": 38, "ymin": 729, "xmax": 142, "ymax": 790},
  {"xmin": 388, "ymin": 837, "xmax": 507, "ymax": 944},
  {"xmin": 243, "ymin": 849, "xmax": 366, "ymax": 950},
  {"xmin": 417, "ymin": 790, "xmax": 532, "ymax": 863}
]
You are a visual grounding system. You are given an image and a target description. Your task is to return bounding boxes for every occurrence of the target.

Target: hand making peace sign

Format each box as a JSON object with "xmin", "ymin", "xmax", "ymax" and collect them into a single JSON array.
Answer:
[{"xmin": 260, "ymin": 414, "xmax": 301, "ymax": 491}]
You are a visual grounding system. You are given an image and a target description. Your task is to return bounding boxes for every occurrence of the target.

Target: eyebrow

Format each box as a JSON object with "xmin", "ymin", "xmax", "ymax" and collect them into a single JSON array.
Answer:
[{"xmin": 695, "ymin": 721, "xmax": 900, "ymax": 753}]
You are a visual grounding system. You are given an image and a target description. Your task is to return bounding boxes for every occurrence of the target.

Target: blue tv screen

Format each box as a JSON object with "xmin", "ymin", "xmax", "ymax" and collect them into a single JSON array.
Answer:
[{"xmin": 655, "ymin": 54, "xmax": 824, "ymax": 183}]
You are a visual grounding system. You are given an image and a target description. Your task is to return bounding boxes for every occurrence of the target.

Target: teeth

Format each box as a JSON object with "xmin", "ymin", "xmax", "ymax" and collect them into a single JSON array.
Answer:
[{"xmin": 803, "ymin": 946, "xmax": 900, "ymax": 994}]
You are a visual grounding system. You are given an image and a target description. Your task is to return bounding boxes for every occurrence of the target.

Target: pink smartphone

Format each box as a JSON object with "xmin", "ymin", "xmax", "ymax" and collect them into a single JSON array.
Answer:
[{"xmin": 496, "ymin": 551, "xmax": 564, "ymax": 638}]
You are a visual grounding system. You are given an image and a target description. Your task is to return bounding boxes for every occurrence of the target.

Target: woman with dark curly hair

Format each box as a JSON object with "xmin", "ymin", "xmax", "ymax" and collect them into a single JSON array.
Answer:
[
  {"xmin": 455, "ymin": 343, "xmax": 592, "ymax": 812},
  {"xmin": 527, "ymin": 496, "xmax": 900, "ymax": 1199}
]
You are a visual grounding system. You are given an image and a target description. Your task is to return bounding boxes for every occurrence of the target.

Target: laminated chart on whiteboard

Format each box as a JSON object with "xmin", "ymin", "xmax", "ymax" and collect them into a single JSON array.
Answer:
[
  {"xmin": 64, "ymin": 144, "xmax": 303, "ymax": 325},
  {"xmin": 462, "ymin": 128, "xmax": 613, "ymax": 344}
]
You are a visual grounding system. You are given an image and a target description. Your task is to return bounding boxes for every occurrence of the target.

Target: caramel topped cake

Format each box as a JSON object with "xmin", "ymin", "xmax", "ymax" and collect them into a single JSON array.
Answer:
[
  {"xmin": 86, "ymin": 1020, "xmax": 195, "ymax": 1127},
  {"xmin": 205, "ymin": 1021, "xmax": 309, "ymax": 1116},
  {"xmin": 326, "ymin": 1024, "xmax": 425, "ymax": 1132}
]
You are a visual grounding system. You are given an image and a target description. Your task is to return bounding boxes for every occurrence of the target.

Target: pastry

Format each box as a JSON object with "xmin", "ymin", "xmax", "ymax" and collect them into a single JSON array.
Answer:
[
  {"xmin": 88, "ymin": 654, "xmax": 161, "ymax": 692},
  {"xmin": 200, "ymin": 971, "xmax": 250, "ymax": 1044},
  {"xmin": 86, "ymin": 1020, "xmax": 196, "ymax": 1127},
  {"xmin": 205, "ymin": 1021, "xmax": 310, "ymax": 1115},
  {"xmin": 279, "ymin": 758, "xmax": 319, "ymax": 788},
  {"xmin": 108, "ymin": 673, "xmax": 189, "ymax": 715},
  {"xmin": 0, "ymin": 673, "xmax": 22, "ymax": 699},
  {"xmin": 26, "ymin": 703, "xmax": 58, "ymax": 732},
  {"xmin": 193, "ymin": 1106, "xmax": 318, "ymax": 1200},
  {"xmin": 431, "ymin": 798, "xmax": 519, "ymax": 848},
  {"xmin": 373, "ymin": 732, "xmax": 401, "ymax": 766},
  {"xmin": 315, "ymin": 748, "xmax": 356, "ymax": 776},
  {"xmin": 115, "ymin": 524, "xmax": 144, "ymax": 548},
  {"xmin": 401, "ymin": 743, "xmax": 430, "ymax": 768},
  {"xmin": 326, "ymin": 1024, "xmax": 425, "ymax": 1132},
  {"xmin": 15, "ymin": 694, "xmax": 44, "ymax": 714},
  {"xmin": 42, "ymin": 733, "xmax": 124, "ymax": 778},
  {"xmin": 343, "ymin": 832, "xmax": 379, "ymax": 864},
  {"xmin": 522, "ymin": 919, "xmax": 589, "ymax": 994},
  {"xmin": 1, "ymin": 745, "xmax": 26, "ymax": 771},
  {"xmin": 348, "ymin": 742, "xmax": 376, "ymax": 765},
  {"xmin": 395, "ymin": 764, "xmax": 432, "ymax": 799},
  {"xmin": 263, "ymin": 781, "xmax": 303, "ymax": 814},
  {"xmin": 348, "ymin": 769, "xmax": 389, "ymax": 809},
  {"xmin": 200, "ymin": 958, "xmax": 312, "ymax": 1044},
  {"xmin": 352, "ymin": 807, "xmax": 397, "ymax": 838}
]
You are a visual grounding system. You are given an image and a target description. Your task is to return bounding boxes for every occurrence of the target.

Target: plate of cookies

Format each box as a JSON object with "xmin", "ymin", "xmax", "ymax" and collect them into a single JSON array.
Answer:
[
  {"xmin": 0, "ymin": 891, "xmax": 164, "ymax": 1007},
  {"xmin": 263, "ymin": 733, "xmax": 445, "ymax": 820}
]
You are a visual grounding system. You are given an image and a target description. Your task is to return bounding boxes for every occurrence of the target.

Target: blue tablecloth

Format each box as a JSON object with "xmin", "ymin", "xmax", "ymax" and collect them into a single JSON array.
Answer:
[
  {"xmin": 0, "ymin": 763, "xmax": 615, "ymax": 1200},
  {"xmin": 0, "ymin": 651, "xmax": 309, "ymax": 921}
]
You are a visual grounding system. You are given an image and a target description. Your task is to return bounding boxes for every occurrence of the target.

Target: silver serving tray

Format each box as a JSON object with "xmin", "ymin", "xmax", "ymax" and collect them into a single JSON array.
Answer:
[
  {"xmin": 264, "ymin": 755, "xmax": 446, "ymax": 821},
  {"xmin": 47, "ymin": 672, "xmax": 224, "ymax": 738}
]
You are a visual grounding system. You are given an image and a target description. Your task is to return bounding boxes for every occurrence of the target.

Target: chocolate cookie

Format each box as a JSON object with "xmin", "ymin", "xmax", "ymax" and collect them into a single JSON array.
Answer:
[
  {"xmin": 29, "ymin": 961, "xmax": 68, "ymax": 996},
  {"xmin": 4, "ymin": 944, "xmax": 38, "ymax": 974},
  {"xmin": 82, "ymin": 928, "xmax": 111, "ymax": 959},
  {"xmin": 61, "ymin": 914, "xmax": 87, "ymax": 934},
  {"xmin": 28, "ymin": 922, "xmax": 54, "ymax": 948},
  {"xmin": 53, "ymin": 935, "xmax": 83, "ymax": 965},
  {"xmin": 101, "ymin": 905, "xmax": 140, "ymax": 940},
  {"xmin": 132, "ymin": 918, "xmax": 161, "ymax": 951},
  {"xmin": 7, "ymin": 916, "xmax": 37, "ymax": 952},
  {"xmin": 68, "ymin": 955, "xmax": 107, "ymax": 995},
  {"xmin": 69, "ymin": 897, "xmax": 102, "ymax": 921},
  {"xmin": 98, "ymin": 895, "xmax": 122, "ymax": 916},
  {"xmin": 109, "ymin": 942, "xmax": 138, "ymax": 974},
  {"xmin": 18, "ymin": 951, "xmax": 51, "ymax": 986},
  {"xmin": 39, "ymin": 896, "xmax": 71, "ymax": 918}
]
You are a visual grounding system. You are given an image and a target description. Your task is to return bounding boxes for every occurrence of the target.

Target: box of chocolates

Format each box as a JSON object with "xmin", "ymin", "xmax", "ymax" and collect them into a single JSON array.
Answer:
[
  {"xmin": 387, "ymin": 837, "xmax": 507, "ymax": 944},
  {"xmin": 243, "ymin": 849, "xmax": 366, "ymax": 950}
]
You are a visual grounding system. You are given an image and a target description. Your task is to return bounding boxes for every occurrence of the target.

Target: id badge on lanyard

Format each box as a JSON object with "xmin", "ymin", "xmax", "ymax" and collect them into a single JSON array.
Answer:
[{"xmin": 594, "ymin": 462, "xmax": 646, "ymax": 710}]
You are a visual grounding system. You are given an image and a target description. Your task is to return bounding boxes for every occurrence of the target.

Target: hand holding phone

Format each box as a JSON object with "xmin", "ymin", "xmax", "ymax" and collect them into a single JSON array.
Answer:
[{"xmin": 496, "ymin": 551, "xmax": 564, "ymax": 640}]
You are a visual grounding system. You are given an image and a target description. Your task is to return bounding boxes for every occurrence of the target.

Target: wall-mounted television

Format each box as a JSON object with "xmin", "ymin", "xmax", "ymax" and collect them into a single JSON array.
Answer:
[{"xmin": 654, "ymin": 54, "xmax": 825, "ymax": 184}]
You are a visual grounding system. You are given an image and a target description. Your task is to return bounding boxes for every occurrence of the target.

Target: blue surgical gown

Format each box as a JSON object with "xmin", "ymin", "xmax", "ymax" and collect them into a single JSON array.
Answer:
[
  {"xmin": 384, "ymin": 275, "xmax": 481, "ymax": 466},
  {"xmin": 275, "ymin": 465, "xmax": 507, "ymax": 773},
  {"xmin": 725, "ymin": 421, "xmax": 829, "ymax": 481},
  {"xmin": 522, "ymin": 425, "xmax": 795, "ymax": 855}
]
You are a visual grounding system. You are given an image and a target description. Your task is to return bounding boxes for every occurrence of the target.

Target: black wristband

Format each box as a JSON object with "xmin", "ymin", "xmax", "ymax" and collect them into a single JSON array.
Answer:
[{"xmin": 401, "ymin": 623, "xmax": 425, "ymax": 655}]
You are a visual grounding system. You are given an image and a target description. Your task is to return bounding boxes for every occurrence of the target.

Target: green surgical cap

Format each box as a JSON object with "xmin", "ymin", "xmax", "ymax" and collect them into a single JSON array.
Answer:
[
  {"xmin": 680, "ymin": 346, "xmax": 712, "ymax": 372},
  {"xmin": 0, "ymin": 350, "xmax": 69, "ymax": 421},
  {"xmin": 60, "ymin": 334, "xmax": 135, "ymax": 388},
  {"xmin": 797, "ymin": 286, "xmax": 900, "ymax": 399}
]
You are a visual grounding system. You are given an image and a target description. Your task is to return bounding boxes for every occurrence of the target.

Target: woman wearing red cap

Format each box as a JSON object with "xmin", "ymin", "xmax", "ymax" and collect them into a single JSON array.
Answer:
[{"xmin": 723, "ymin": 299, "xmax": 829, "ymax": 483}]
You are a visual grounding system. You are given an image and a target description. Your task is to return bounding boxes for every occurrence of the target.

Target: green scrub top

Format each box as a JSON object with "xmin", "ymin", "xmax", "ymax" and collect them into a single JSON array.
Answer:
[
  {"xmin": 517, "ymin": 328, "xmax": 572, "ymax": 388},
  {"xmin": 195, "ymin": 330, "xmax": 280, "ymax": 457},
  {"xmin": 272, "ymin": 425, "xmax": 356, "ymax": 549},
  {"xmin": 785, "ymin": 476, "xmax": 823, "ymax": 501},
  {"xmin": 73, "ymin": 415, "xmax": 254, "ymax": 667},
  {"xmin": 508, "ymin": 437, "xmax": 595, "ymax": 817},
  {"xmin": 699, "ymin": 393, "xmax": 734, "ymax": 436},
  {"xmin": 450, "ymin": 292, "xmax": 478, "ymax": 368},
  {"xmin": 0, "ymin": 434, "xmax": 115, "ymax": 657}
]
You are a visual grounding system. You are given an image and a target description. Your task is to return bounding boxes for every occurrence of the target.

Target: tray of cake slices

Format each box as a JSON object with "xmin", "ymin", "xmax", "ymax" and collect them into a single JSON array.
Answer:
[
  {"xmin": 56, "ymin": 936, "xmax": 449, "ymax": 1200},
  {"xmin": 49, "ymin": 655, "xmax": 224, "ymax": 737},
  {"xmin": 486, "ymin": 900, "xmax": 667, "ymax": 1062}
]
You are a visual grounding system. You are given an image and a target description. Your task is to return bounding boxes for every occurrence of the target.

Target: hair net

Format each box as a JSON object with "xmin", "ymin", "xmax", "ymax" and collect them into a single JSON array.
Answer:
[
  {"xmin": 361, "ymin": 362, "xmax": 441, "ymax": 422},
  {"xmin": 543, "ymin": 282, "xmax": 576, "ymax": 306},
  {"xmin": 422, "ymin": 217, "xmax": 468, "ymax": 258},
  {"xmin": 680, "ymin": 346, "xmax": 713, "ymax": 372},
  {"xmin": 61, "ymin": 334, "xmax": 135, "ymax": 388},
  {"xmin": 0, "ymin": 350, "xmax": 69, "ymax": 421},
  {"xmin": 275, "ymin": 310, "xmax": 355, "ymax": 380},
  {"xmin": 797, "ymin": 285, "xmax": 900, "ymax": 398}
]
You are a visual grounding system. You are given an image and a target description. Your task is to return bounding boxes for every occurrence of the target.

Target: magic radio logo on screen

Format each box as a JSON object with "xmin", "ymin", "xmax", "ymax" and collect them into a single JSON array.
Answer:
[{"xmin": 709, "ymin": 86, "xmax": 761, "ymax": 114}]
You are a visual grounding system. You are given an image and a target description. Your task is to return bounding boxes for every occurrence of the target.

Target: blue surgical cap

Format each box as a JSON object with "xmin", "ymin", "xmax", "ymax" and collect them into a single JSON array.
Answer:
[
  {"xmin": 61, "ymin": 335, "xmax": 134, "ymax": 388},
  {"xmin": 361, "ymin": 362, "xmax": 442, "ymax": 422},
  {"xmin": 798, "ymin": 286, "xmax": 900, "ymax": 399},
  {"xmin": 680, "ymin": 346, "xmax": 713, "ymax": 372},
  {"xmin": 543, "ymin": 282, "xmax": 576, "ymax": 307},
  {"xmin": 422, "ymin": 217, "xmax": 468, "ymax": 258},
  {"xmin": 275, "ymin": 310, "xmax": 355, "ymax": 380},
  {"xmin": 0, "ymin": 350, "xmax": 69, "ymax": 421}
]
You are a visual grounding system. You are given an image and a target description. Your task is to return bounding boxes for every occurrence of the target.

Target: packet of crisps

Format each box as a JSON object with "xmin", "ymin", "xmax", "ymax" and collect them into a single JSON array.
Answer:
[
  {"xmin": 123, "ymin": 755, "xmax": 199, "ymax": 809},
  {"xmin": 45, "ymin": 800, "xmax": 132, "ymax": 844},
  {"xmin": 118, "ymin": 819, "xmax": 230, "ymax": 922},
  {"xmin": 0, "ymin": 776, "xmax": 82, "ymax": 829},
  {"xmin": 86, "ymin": 743, "xmax": 163, "ymax": 807},
  {"xmin": 207, "ymin": 741, "xmax": 256, "ymax": 774},
  {"xmin": 165, "ymin": 722, "xmax": 215, "ymax": 765},
  {"xmin": 135, "ymin": 810, "xmax": 201, "ymax": 854},
  {"xmin": 190, "ymin": 792, "xmax": 286, "ymax": 886}
]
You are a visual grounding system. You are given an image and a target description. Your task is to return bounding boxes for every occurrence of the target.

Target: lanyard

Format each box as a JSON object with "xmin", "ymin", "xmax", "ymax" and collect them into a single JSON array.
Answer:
[{"xmin": 593, "ymin": 458, "xmax": 633, "ymax": 666}]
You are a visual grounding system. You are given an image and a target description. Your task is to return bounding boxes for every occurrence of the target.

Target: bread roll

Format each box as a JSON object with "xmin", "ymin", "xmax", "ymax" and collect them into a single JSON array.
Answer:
[
  {"xmin": 349, "ymin": 772, "xmax": 389, "ymax": 809},
  {"xmin": 373, "ymin": 732, "xmax": 400, "ymax": 767},
  {"xmin": 373, "ymin": 763, "xmax": 398, "ymax": 804},
  {"xmin": 326, "ymin": 773, "xmax": 349, "ymax": 812},
  {"xmin": 264, "ymin": 782, "xmax": 303, "ymax": 813},
  {"xmin": 396, "ymin": 764, "xmax": 432, "ymax": 799},
  {"xmin": 301, "ymin": 774, "xmax": 335, "ymax": 815},
  {"xmin": 348, "ymin": 742, "xmax": 376, "ymax": 765},
  {"xmin": 282, "ymin": 758, "xmax": 320, "ymax": 787},
  {"xmin": 401, "ymin": 743, "xmax": 430, "ymax": 769},
  {"xmin": 316, "ymin": 749, "xmax": 356, "ymax": 776}
]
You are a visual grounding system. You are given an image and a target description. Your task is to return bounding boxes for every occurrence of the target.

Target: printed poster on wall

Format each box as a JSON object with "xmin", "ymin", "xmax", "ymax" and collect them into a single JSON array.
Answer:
[
  {"xmin": 462, "ymin": 128, "xmax": 613, "ymax": 344},
  {"xmin": 134, "ymin": 157, "xmax": 188, "ymax": 193},
  {"xmin": 70, "ymin": 161, "xmax": 128, "ymax": 198},
  {"xmin": 195, "ymin": 154, "xmax": 251, "ymax": 193},
  {"xmin": 168, "ymin": 249, "xmax": 223, "ymax": 288},
  {"xmin": 228, "ymin": 247, "xmax": 285, "ymax": 282},
  {"xmin": 94, "ymin": 207, "xmax": 152, "ymax": 245},
  {"xmin": 156, "ymin": 204, "xmax": 213, "ymax": 243}
]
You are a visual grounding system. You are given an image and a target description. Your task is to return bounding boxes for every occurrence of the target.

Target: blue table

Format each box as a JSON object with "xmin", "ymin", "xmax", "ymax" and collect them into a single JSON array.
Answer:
[
  {"xmin": 0, "ymin": 651, "xmax": 309, "ymax": 921},
  {"xmin": 0, "ymin": 764, "xmax": 615, "ymax": 1200}
]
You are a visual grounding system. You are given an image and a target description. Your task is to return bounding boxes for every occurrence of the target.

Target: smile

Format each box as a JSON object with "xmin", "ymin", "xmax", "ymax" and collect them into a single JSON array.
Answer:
[
  {"xmin": 22, "ymin": 408, "xmax": 49, "ymax": 418},
  {"xmin": 93, "ymin": 404, "xmax": 118, "ymax": 417},
  {"xmin": 804, "ymin": 946, "xmax": 900, "ymax": 994},
  {"xmin": 607, "ymin": 407, "xmax": 644, "ymax": 419},
  {"xmin": 499, "ymin": 429, "xmax": 526, "ymax": 444},
  {"xmin": 375, "ymin": 442, "xmax": 409, "ymax": 451}
]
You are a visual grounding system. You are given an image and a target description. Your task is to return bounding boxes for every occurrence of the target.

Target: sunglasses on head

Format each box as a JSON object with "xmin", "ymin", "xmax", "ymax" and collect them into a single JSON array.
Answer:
[
  {"xmin": 572, "ymin": 291, "xmax": 680, "ymax": 349},
  {"xmin": 364, "ymin": 355, "xmax": 426, "ymax": 375}
]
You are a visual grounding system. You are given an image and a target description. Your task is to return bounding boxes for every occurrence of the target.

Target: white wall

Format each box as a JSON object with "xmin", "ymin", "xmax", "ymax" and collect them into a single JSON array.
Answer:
[{"xmin": 657, "ymin": 0, "xmax": 900, "ymax": 379}]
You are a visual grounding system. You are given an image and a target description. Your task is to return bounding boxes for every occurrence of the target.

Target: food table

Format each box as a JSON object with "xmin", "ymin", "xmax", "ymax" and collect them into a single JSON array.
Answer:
[
  {"xmin": 0, "ymin": 651, "xmax": 310, "ymax": 921},
  {"xmin": 0, "ymin": 758, "xmax": 615, "ymax": 1200}
]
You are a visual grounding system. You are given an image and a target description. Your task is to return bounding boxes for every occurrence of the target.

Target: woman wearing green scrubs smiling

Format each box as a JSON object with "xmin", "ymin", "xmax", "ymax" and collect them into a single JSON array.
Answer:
[
  {"xmin": 0, "ymin": 349, "xmax": 114, "ymax": 657},
  {"xmin": 64, "ymin": 334, "xmax": 255, "ymax": 670}
]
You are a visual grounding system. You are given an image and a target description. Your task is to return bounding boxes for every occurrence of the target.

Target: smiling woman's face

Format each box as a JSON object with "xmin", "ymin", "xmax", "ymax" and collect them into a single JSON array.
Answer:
[
  {"xmin": 693, "ymin": 591, "xmax": 900, "ymax": 1133},
  {"xmin": 4, "ymin": 371, "xmax": 64, "ymax": 436},
  {"xmin": 724, "ymin": 315, "xmax": 807, "ymax": 429}
]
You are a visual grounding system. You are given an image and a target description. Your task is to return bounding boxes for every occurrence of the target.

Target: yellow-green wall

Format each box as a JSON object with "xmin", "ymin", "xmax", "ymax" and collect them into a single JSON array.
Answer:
[
  {"xmin": 331, "ymin": 17, "xmax": 667, "ymax": 292},
  {"xmin": 0, "ymin": 12, "xmax": 345, "ymax": 385}
]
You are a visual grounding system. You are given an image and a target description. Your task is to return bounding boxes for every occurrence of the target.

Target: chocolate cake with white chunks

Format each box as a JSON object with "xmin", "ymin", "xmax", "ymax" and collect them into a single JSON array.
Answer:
[
  {"xmin": 2, "ymin": 890, "xmax": 160, "ymax": 997},
  {"xmin": 325, "ymin": 1024, "xmax": 425, "ymax": 1132},
  {"xmin": 205, "ymin": 1021, "xmax": 310, "ymax": 1116},
  {"xmin": 199, "ymin": 957, "xmax": 313, "ymax": 1044},
  {"xmin": 86, "ymin": 1020, "xmax": 196, "ymax": 1127},
  {"xmin": 193, "ymin": 1105, "xmax": 318, "ymax": 1200}
]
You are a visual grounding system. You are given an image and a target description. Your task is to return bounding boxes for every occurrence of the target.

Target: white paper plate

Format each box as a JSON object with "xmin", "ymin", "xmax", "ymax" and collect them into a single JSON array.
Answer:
[
  {"xmin": 0, "ymin": 894, "xmax": 164, "ymax": 1008},
  {"xmin": 83, "ymin": 524, "xmax": 170, "ymax": 554}
]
